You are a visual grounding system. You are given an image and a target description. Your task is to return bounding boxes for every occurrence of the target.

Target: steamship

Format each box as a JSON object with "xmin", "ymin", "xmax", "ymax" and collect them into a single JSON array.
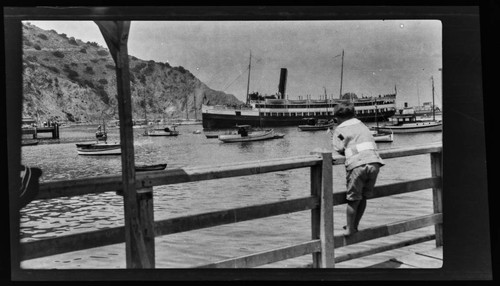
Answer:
[{"xmin": 202, "ymin": 67, "xmax": 397, "ymax": 130}]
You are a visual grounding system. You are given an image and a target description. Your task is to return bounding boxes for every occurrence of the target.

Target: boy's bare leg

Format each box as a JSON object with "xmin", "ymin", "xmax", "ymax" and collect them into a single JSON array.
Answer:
[
  {"xmin": 354, "ymin": 197, "xmax": 367, "ymax": 231},
  {"xmin": 345, "ymin": 200, "xmax": 360, "ymax": 236}
]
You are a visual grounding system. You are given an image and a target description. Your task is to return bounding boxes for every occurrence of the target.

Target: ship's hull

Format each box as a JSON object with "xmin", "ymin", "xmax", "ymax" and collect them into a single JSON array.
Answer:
[{"xmin": 202, "ymin": 111, "xmax": 395, "ymax": 129}]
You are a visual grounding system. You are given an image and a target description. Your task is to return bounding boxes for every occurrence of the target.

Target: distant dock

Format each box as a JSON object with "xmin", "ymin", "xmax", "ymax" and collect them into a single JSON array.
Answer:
[{"xmin": 22, "ymin": 124, "xmax": 60, "ymax": 139}]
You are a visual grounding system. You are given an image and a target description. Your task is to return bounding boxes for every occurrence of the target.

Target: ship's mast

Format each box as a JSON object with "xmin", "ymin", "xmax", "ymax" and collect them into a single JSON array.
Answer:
[
  {"xmin": 431, "ymin": 76, "xmax": 435, "ymax": 121},
  {"xmin": 193, "ymin": 92, "xmax": 197, "ymax": 120},
  {"xmin": 339, "ymin": 49, "xmax": 344, "ymax": 100},
  {"xmin": 246, "ymin": 51, "xmax": 252, "ymax": 104}
]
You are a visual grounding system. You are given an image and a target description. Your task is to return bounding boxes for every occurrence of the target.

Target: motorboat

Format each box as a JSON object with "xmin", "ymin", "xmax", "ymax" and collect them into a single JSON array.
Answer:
[{"xmin": 76, "ymin": 141, "xmax": 121, "ymax": 155}]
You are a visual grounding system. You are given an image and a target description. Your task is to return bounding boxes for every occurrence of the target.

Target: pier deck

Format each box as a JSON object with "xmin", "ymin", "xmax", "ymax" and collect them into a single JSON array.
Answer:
[{"xmin": 369, "ymin": 246, "xmax": 443, "ymax": 268}]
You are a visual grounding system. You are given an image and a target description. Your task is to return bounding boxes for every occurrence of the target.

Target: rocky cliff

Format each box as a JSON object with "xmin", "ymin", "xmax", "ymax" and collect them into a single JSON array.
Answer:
[{"xmin": 21, "ymin": 22, "xmax": 243, "ymax": 124}]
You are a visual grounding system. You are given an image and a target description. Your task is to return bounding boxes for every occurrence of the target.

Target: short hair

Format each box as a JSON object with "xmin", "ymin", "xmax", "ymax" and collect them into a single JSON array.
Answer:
[{"xmin": 334, "ymin": 103, "xmax": 356, "ymax": 119}]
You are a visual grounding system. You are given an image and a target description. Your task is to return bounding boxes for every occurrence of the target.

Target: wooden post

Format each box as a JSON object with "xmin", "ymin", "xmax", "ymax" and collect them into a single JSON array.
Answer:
[
  {"xmin": 137, "ymin": 187, "xmax": 155, "ymax": 265},
  {"xmin": 95, "ymin": 21, "xmax": 154, "ymax": 268},
  {"xmin": 6, "ymin": 18, "xmax": 23, "ymax": 276},
  {"xmin": 431, "ymin": 151, "xmax": 443, "ymax": 247},
  {"xmin": 310, "ymin": 150, "xmax": 335, "ymax": 267}
]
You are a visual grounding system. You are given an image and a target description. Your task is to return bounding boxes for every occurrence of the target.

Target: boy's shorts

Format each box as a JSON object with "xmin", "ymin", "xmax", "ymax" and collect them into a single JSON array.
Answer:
[{"xmin": 346, "ymin": 163, "xmax": 381, "ymax": 201}]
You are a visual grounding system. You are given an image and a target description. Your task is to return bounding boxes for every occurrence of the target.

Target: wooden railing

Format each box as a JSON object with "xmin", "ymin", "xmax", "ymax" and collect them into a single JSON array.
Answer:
[{"xmin": 20, "ymin": 142, "xmax": 442, "ymax": 268}]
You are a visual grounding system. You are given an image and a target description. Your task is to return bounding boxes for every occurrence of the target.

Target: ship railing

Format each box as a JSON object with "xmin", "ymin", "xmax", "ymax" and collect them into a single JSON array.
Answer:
[{"xmin": 19, "ymin": 142, "xmax": 442, "ymax": 268}]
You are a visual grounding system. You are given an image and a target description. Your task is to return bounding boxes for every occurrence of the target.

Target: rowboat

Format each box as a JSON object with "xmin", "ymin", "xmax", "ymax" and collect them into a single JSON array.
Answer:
[
  {"xmin": 143, "ymin": 125, "xmax": 179, "ymax": 136},
  {"xmin": 371, "ymin": 129, "xmax": 394, "ymax": 142},
  {"xmin": 218, "ymin": 128, "xmax": 279, "ymax": 143},
  {"xmin": 76, "ymin": 142, "xmax": 121, "ymax": 155},
  {"xmin": 135, "ymin": 163, "xmax": 167, "ymax": 172},
  {"xmin": 22, "ymin": 140, "xmax": 39, "ymax": 146},
  {"xmin": 298, "ymin": 118, "xmax": 335, "ymax": 131}
]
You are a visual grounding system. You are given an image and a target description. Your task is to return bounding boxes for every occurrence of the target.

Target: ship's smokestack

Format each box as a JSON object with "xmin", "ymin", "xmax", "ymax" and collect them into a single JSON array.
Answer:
[{"xmin": 278, "ymin": 68, "xmax": 287, "ymax": 100}]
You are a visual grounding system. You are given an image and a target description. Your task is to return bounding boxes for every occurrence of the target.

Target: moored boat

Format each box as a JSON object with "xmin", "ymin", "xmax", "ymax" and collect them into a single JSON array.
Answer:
[
  {"xmin": 22, "ymin": 140, "xmax": 39, "ymax": 146},
  {"xmin": 379, "ymin": 76, "xmax": 442, "ymax": 134},
  {"xmin": 143, "ymin": 125, "xmax": 179, "ymax": 136},
  {"xmin": 371, "ymin": 129, "xmax": 394, "ymax": 142},
  {"xmin": 378, "ymin": 109, "xmax": 442, "ymax": 133},
  {"xmin": 298, "ymin": 118, "xmax": 335, "ymax": 131},
  {"xmin": 218, "ymin": 125, "xmax": 280, "ymax": 143},
  {"xmin": 76, "ymin": 142, "xmax": 121, "ymax": 155},
  {"xmin": 135, "ymin": 163, "xmax": 167, "ymax": 172}
]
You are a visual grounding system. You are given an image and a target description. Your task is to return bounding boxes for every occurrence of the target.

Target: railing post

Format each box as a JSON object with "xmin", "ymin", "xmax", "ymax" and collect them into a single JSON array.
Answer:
[
  {"xmin": 137, "ymin": 187, "xmax": 155, "ymax": 267},
  {"xmin": 310, "ymin": 150, "xmax": 335, "ymax": 268},
  {"xmin": 431, "ymin": 151, "xmax": 443, "ymax": 247}
]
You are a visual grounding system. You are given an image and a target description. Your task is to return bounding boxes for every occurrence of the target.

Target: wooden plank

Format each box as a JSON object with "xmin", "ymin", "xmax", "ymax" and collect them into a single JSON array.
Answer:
[
  {"xmin": 310, "ymin": 158, "xmax": 322, "ymax": 268},
  {"xmin": 20, "ymin": 227, "xmax": 125, "ymax": 260},
  {"xmin": 332, "ymin": 177, "xmax": 440, "ymax": 206},
  {"xmin": 95, "ymin": 20, "xmax": 152, "ymax": 269},
  {"xmin": 137, "ymin": 187, "xmax": 155, "ymax": 268},
  {"xmin": 35, "ymin": 173, "xmax": 439, "ymax": 206},
  {"xmin": 332, "ymin": 143, "xmax": 442, "ymax": 165},
  {"xmin": 335, "ymin": 234, "xmax": 435, "ymax": 263},
  {"xmin": 21, "ymin": 195, "xmax": 315, "ymax": 260},
  {"xmin": 416, "ymin": 246, "xmax": 443, "ymax": 260},
  {"xmin": 154, "ymin": 196, "xmax": 318, "ymax": 236},
  {"xmin": 197, "ymin": 240, "xmax": 321, "ymax": 268},
  {"xmin": 35, "ymin": 145, "xmax": 441, "ymax": 201},
  {"xmin": 392, "ymin": 252, "xmax": 443, "ymax": 268},
  {"xmin": 36, "ymin": 155, "xmax": 321, "ymax": 200},
  {"xmin": 316, "ymin": 150, "xmax": 335, "ymax": 267},
  {"xmin": 334, "ymin": 213, "xmax": 442, "ymax": 248},
  {"xmin": 431, "ymin": 152, "xmax": 443, "ymax": 247},
  {"xmin": 6, "ymin": 19, "xmax": 23, "ymax": 274}
]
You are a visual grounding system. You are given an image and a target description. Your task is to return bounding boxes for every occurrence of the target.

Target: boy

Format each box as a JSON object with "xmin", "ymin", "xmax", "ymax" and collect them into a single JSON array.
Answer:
[{"xmin": 331, "ymin": 103, "xmax": 384, "ymax": 236}]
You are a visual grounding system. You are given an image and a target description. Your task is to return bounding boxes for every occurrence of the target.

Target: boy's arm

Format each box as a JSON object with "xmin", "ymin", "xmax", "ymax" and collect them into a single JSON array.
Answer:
[{"xmin": 332, "ymin": 130, "xmax": 345, "ymax": 156}]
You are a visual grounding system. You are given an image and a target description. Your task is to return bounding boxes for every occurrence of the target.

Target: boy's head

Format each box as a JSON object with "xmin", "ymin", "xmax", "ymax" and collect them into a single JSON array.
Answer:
[{"xmin": 333, "ymin": 103, "xmax": 356, "ymax": 123}]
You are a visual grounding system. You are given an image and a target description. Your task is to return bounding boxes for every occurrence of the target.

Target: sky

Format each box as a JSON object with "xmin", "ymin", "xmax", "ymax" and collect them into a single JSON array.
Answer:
[{"xmin": 28, "ymin": 20, "xmax": 442, "ymax": 108}]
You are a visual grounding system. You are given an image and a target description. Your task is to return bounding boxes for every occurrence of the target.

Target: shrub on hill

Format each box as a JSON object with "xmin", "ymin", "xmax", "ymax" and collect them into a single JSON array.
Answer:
[
  {"xmin": 97, "ymin": 50, "xmax": 109, "ymax": 56},
  {"xmin": 85, "ymin": 66, "xmax": 95, "ymax": 75},
  {"xmin": 68, "ymin": 37, "xmax": 79, "ymax": 46},
  {"xmin": 37, "ymin": 33, "xmax": 48, "ymax": 40},
  {"xmin": 52, "ymin": 51, "xmax": 64, "ymax": 58}
]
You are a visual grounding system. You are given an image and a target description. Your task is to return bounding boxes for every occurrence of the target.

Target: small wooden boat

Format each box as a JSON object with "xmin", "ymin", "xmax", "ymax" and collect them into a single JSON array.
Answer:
[
  {"xmin": 22, "ymin": 140, "xmax": 39, "ymax": 146},
  {"xmin": 76, "ymin": 142, "xmax": 121, "ymax": 155},
  {"xmin": 298, "ymin": 118, "xmax": 335, "ymax": 131},
  {"xmin": 205, "ymin": 130, "xmax": 237, "ymax": 139},
  {"xmin": 143, "ymin": 125, "xmax": 179, "ymax": 136},
  {"xmin": 371, "ymin": 129, "xmax": 394, "ymax": 142},
  {"xmin": 135, "ymin": 163, "xmax": 167, "ymax": 172},
  {"xmin": 218, "ymin": 126, "xmax": 277, "ymax": 143}
]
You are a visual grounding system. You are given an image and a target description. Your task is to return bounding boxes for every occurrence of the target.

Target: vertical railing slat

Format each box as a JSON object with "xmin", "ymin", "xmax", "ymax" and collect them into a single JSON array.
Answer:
[
  {"xmin": 310, "ymin": 159, "xmax": 321, "ymax": 267},
  {"xmin": 431, "ymin": 152, "xmax": 443, "ymax": 247},
  {"xmin": 310, "ymin": 150, "xmax": 335, "ymax": 268}
]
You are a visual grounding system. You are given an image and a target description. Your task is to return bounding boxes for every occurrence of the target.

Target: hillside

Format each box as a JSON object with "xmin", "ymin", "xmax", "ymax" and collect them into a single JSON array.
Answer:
[{"xmin": 21, "ymin": 22, "xmax": 243, "ymax": 124}]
